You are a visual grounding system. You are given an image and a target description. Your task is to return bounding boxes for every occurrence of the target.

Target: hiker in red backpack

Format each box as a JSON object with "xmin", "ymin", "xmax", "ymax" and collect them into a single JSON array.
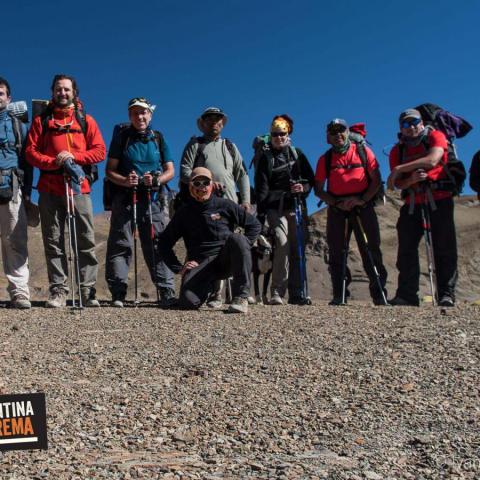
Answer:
[
  {"xmin": 314, "ymin": 119, "xmax": 388, "ymax": 306},
  {"xmin": 388, "ymin": 108, "xmax": 457, "ymax": 307},
  {"xmin": 26, "ymin": 74, "xmax": 106, "ymax": 308}
]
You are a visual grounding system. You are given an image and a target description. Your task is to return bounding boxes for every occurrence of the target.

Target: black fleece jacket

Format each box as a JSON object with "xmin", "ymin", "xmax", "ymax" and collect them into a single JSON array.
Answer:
[
  {"xmin": 158, "ymin": 196, "xmax": 261, "ymax": 273},
  {"xmin": 254, "ymin": 145, "xmax": 314, "ymax": 214}
]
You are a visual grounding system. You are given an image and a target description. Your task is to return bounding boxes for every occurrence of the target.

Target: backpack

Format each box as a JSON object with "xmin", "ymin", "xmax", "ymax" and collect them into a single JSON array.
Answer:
[
  {"xmin": 470, "ymin": 151, "xmax": 480, "ymax": 193},
  {"xmin": 250, "ymin": 133, "xmax": 300, "ymax": 173},
  {"xmin": 0, "ymin": 111, "xmax": 27, "ymax": 203},
  {"xmin": 35, "ymin": 102, "xmax": 100, "ymax": 186},
  {"xmin": 402, "ymin": 103, "xmax": 473, "ymax": 195},
  {"xmin": 103, "ymin": 124, "xmax": 168, "ymax": 211},
  {"xmin": 324, "ymin": 123, "xmax": 385, "ymax": 205}
]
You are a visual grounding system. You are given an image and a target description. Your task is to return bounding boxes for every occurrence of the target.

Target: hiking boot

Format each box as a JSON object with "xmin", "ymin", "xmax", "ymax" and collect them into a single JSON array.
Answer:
[
  {"xmin": 439, "ymin": 295, "xmax": 455, "ymax": 307},
  {"xmin": 206, "ymin": 293, "xmax": 223, "ymax": 309},
  {"xmin": 288, "ymin": 296, "xmax": 312, "ymax": 306},
  {"xmin": 329, "ymin": 297, "xmax": 347, "ymax": 306},
  {"xmin": 390, "ymin": 296, "xmax": 419, "ymax": 307},
  {"xmin": 82, "ymin": 288, "xmax": 100, "ymax": 308},
  {"xmin": 159, "ymin": 288, "xmax": 177, "ymax": 307},
  {"xmin": 227, "ymin": 297, "xmax": 248, "ymax": 314},
  {"xmin": 269, "ymin": 293, "xmax": 284, "ymax": 305},
  {"xmin": 10, "ymin": 295, "xmax": 31, "ymax": 310},
  {"xmin": 45, "ymin": 290, "xmax": 67, "ymax": 308},
  {"xmin": 373, "ymin": 297, "xmax": 391, "ymax": 306}
]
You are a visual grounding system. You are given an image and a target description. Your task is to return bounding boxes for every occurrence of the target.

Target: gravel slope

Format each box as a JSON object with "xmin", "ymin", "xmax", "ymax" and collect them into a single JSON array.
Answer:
[{"xmin": 0, "ymin": 303, "xmax": 479, "ymax": 479}]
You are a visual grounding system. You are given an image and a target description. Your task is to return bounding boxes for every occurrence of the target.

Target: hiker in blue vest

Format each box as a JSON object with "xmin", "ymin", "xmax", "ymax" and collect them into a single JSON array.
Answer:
[
  {"xmin": 105, "ymin": 98, "xmax": 175, "ymax": 307},
  {"xmin": 0, "ymin": 77, "xmax": 32, "ymax": 309}
]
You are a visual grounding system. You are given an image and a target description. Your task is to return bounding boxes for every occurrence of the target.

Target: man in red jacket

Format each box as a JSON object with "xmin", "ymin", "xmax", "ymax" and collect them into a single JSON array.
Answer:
[
  {"xmin": 26, "ymin": 74, "xmax": 106, "ymax": 308},
  {"xmin": 315, "ymin": 119, "xmax": 388, "ymax": 306},
  {"xmin": 388, "ymin": 108, "xmax": 457, "ymax": 307}
]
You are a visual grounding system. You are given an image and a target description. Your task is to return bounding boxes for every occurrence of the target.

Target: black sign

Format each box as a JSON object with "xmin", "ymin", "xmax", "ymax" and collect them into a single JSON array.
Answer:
[{"xmin": 0, "ymin": 393, "xmax": 47, "ymax": 451}]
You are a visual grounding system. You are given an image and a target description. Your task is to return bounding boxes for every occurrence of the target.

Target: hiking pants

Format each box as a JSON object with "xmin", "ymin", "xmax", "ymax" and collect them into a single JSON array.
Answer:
[
  {"xmin": 39, "ymin": 191, "xmax": 98, "ymax": 295},
  {"xmin": 178, "ymin": 234, "xmax": 252, "ymax": 309},
  {"xmin": 395, "ymin": 197, "xmax": 457, "ymax": 303},
  {"xmin": 0, "ymin": 190, "xmax": 29, "ymax": 299},
  {"xmin": 105, "ymin": 190, "xmax": 174, "ymax": 299},
  {"xmin": 327, "ymin": 204, "xmax": 387, "ymax": 301},
  {"xmin": 266, "ymin": 208, "xmax": 306, "ymax": 299}
]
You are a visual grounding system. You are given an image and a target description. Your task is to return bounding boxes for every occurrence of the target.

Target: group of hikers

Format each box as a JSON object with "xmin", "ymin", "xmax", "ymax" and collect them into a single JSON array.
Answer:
[{"xmin": 0, "ymin": 73, "xmax": 478, "ymax": 313}]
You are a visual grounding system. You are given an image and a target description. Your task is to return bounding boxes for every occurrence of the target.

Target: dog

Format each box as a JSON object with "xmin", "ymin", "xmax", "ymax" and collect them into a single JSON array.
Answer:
[{"xmin": 251, "ymin": 233, "xmax": 274, "ymax": 304}]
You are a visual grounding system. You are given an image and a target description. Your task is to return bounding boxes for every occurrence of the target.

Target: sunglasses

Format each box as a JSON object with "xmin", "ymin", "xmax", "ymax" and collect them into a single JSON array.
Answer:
[
  {"xmin": 328, "ymin": 127, "xmax": 347, "ymax": 135},
  {"xmin": 192, "ymin": 179, "xmax": 211, "ymax": 188},
  {"xmin": 401, "ymin": 118, "xmax": 422, "ymax": 129},
  {"xmin": 271, "ymin": 131, "xmax": 288, "ymax": 138}
]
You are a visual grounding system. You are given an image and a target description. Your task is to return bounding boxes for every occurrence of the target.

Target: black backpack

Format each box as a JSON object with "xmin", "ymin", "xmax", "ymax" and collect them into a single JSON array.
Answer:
[
  {"xmin": 470, "ymin": 151, "xmax": 480, "ymax": 193},
  {"xmin": 401, "ymin": 103, "xmax": 473, "ymax": 196},
  {"xmin": 324, "ymin": 123, "xmax": 385, "ymax": 205},
  {"xmin": 37, "ymin": 103, "xmax": 100, "ymax": 186}
]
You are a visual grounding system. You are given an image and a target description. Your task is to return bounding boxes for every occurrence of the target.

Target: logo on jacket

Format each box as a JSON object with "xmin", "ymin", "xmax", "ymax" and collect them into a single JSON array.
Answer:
[{"xmin": 210, "ymin": 213, "xmax": 221, "ymax": 221}]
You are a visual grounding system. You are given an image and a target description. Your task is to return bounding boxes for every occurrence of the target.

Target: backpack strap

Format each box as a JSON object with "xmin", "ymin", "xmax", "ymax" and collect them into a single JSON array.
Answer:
[
  {"xmin": 8, "ymin": 113, "xmax": 24, "ymax": 159},
  {"xmin": 152, "ymin": 130, "xmax": 166, "ymax": 166}
]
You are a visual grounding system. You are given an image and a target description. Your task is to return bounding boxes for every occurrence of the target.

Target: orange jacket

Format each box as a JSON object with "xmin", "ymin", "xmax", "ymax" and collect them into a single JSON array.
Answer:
[{"xmin": 26, "ymin": 105, "xmax": 106, "ymax": 196}]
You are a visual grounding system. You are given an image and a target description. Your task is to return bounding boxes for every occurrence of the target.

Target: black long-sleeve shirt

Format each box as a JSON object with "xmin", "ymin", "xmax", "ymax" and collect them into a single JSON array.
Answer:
[
  {"xmin": 158, "ymin": 196, "xmax": 261, "ymax": 273},
  {"xmin": 254, "ymin": 145, "xmax": 314, "ymax": 213}
]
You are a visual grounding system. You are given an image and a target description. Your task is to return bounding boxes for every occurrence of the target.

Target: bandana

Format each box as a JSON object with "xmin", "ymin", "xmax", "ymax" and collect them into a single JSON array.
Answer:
[{"xmin": 271, "ymin": 117, "xmax": 290, "ymax": 133}]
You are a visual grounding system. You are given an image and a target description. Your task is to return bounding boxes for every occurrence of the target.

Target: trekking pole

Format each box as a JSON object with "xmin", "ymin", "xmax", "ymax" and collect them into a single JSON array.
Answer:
[
  {"xmin": 340, "ymin": 213, "xmax": 349, "ymax": 305},
  {"xmin": 132, "ymin": 185, "xmax": 139, "ymax": 306},
  {"xmin": 64, "ymin": 178, "xmax": 83, "ymax": 310},
  {"xmin": 293, "ymin": 193, "xmax": 311, "ymax": 304},
  {"xmin": 420, "ymin": 200, "xmax": 438, "ymax": 306},
  {"xmin": 354, "ymin": 210, "xmax": 388, "ymax": 306},
  {"xmin": 146, "ymin": 186, "xmax": 160, "ymax": 303}
]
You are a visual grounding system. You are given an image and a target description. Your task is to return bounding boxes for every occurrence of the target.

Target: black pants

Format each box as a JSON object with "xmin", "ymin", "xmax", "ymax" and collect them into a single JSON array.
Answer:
[
  {"xmin": 178, "ymin": 234, "xmax": 252, "ymax": 309},
  {"xmin": 105, "ymin": 190, "xmax": 174, "ymax": 299},
  {"xmin": 395, "ymin": 197, "xmax": 457, "ymax": 303},
  {"xmin": 327, "ymin": 204, "xmax": 387, "ymax": 301}
]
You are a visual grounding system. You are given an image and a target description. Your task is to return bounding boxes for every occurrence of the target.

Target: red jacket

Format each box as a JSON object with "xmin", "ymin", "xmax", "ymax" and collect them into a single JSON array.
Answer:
[
  {"xmin": 26, "ymin": 105, "xmax": 106, "ymax": 196},
  {"xmin": 389, "ymin": 130, "xmax": 450, "ymax": 204}
]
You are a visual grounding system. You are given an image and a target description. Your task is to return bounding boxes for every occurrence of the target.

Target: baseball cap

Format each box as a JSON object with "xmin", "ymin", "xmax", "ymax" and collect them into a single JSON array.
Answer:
[
  {"xmin": 190, "ymin": 167, "xmax": 213, "ymax": 181},
  {"xmin": 128, "ymin": 97, "xmax": 156, "ymax": 112},
  {"xmin": 398, "ymin": 108, "xmax": 421, "ymax": 123},
  {"xmin": 200, "ymin": 106, "xmax": 227, "ymax": 122},
  {"xmin": 326, "ymin": 118, "xmax": 348, "ymax": 132}
]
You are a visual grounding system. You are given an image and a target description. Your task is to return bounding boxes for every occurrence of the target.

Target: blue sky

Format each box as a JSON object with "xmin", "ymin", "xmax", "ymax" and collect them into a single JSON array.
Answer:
[{"xmin": 4, "ymin": 0, "xmax": 480, "ymax": 212}]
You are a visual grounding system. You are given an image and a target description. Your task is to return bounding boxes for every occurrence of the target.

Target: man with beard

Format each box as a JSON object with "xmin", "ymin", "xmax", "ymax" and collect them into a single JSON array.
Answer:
[
  {"xmin": 158, "ymin": 167, "xmax": 260, "ymax": 314},
  {"xmin": 254, "ymin": 114, "xmax": 314, "ymax": 305},
  {"xmin": 26, "ymin": 74, "xmax": 106, "ymax": 308},
  {"xmin": 388, "ymin": 108, "xmax": 457, "ymax": 307}
]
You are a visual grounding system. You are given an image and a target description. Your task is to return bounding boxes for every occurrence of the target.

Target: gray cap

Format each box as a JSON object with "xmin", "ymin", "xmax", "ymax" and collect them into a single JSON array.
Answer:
[
  {"xmin": 200, "ymin": 106, "xmax": 228, "ymax": 125},
  {"xmin": 326, "ymin": 118, "xmax": 348, "ymax": 131},
  {"xmin": 399, "ymin": 108, "xmax": 421, "ymax": 123}
]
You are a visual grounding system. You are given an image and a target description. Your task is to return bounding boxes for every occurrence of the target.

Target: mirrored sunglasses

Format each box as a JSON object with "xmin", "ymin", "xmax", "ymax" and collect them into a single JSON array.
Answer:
[{"xmin": 401, "ymin": 117, "xmax": 422, "ymax": 129}]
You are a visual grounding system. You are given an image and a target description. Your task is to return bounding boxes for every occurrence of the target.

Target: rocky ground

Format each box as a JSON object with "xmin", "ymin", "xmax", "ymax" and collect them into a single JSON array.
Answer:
[{"xmin": 0, "ymin": 302, "xmax": 479, "ymax": 479}]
